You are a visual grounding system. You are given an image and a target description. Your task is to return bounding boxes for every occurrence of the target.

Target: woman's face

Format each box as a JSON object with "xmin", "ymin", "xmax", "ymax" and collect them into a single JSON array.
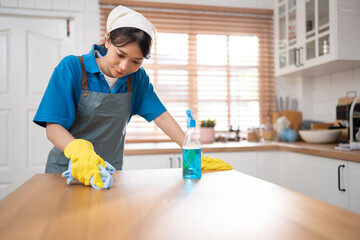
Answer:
[{"xmin": 103, "ymin": 37, "xmax": 144, "ymax": 78}]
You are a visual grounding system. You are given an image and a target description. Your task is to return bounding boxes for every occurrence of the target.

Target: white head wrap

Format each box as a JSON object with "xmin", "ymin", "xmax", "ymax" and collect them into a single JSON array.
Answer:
[{"xmin": 106, "ymin": 5, "xmax": 157, "ymax": 41}]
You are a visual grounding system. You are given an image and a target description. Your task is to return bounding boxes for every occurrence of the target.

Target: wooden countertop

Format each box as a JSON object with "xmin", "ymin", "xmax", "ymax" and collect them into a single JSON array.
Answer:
[
  {"xmin": 1, "ymin": 169, "xmax": 360, "ymax": 240},
  {"xmin": 124, "ymin": 141, "xmax": 360, "ymax": 163}
]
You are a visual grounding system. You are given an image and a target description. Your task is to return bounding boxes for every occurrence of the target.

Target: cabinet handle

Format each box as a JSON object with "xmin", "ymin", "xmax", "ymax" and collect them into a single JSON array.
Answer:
[
  {"xmin": 178, "ymin": 157, "xmax": 182, "ymax": 168},
  {"xmin": 294, "ymin": 48, "xmax": 299, "ymax": 67},
  {"xmin": 169, "ymin": 157, "xmax": 173, "ymax": 168},
  {"xmin": 338, "ymin": 165, "xmax": 346, "ymax": 192},
  {"xmin": 298, "ymin": 47, "xmax": 304, "ymax": 66}
]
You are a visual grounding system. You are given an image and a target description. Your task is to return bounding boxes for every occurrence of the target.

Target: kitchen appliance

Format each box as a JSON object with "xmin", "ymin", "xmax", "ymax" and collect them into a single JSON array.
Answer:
[{"xmin": 336, "ymin": 91, "xmax": 360, "ymax": 142}]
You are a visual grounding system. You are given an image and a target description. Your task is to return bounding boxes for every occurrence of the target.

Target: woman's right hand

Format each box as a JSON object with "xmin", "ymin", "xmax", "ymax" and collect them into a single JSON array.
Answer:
[{"xmin": 64, "ymin": 139, "xmax": 106, "ymax": 188}]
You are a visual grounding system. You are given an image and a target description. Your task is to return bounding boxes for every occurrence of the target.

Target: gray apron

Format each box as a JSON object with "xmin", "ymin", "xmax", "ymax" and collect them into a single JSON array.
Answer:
[{"xmin": 45, "ymin": 56, "xmax": 132, "ymax": 173}]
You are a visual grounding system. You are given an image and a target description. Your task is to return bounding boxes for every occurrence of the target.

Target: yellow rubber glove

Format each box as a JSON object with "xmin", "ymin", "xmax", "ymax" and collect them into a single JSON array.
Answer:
[
  {"xmin": 201, "ymin": 153, "xmax": 233, "ymax": 171},
  {"xmin": 64, "ymin": 139, "xmax": 107, "ymax": 188}
]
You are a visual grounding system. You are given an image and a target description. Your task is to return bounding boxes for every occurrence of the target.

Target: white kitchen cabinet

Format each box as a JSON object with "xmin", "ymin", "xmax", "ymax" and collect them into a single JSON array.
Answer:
[
  {"xmin": 123, "ymin": 154, "xmax": 181, "ymax": 170},
  {"xmin": 205, "ymin": 151, "xmax": 257, "ymax": 177},
  {"xmin": 279, "ymin": 152, "xmax": 349, "ymax": 210},
  {"xmin": 123, "ymin": 151, "xmax": 258, "ymax": 175},
  {"xmin": 256, "ymin": 151, "xmax": 282, "ymax": 185},
  {"xmin": 348, "ymin": 161, "xmax": 360, "ymax": 214},
  {"xmin": 274, "ymin": 0, "xmax": 360, "ymax": 78},
  {"xmin": 207, "ymin": 151, "xmax": 282, "ymax": 183},
  {"xmin": 274, "ymin": 0, "xmax": 302, "ymax": 75}
]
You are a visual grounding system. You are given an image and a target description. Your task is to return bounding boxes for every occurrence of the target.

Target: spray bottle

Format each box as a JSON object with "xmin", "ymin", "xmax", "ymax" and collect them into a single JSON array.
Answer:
[{"xmin": 183, "ymin": 110, "xmax": 201, "ymax": 179}]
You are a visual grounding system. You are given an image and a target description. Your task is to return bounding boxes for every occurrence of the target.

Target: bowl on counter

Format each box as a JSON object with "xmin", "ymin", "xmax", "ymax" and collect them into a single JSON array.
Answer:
[{"xmin": 299, "ymin": 129, "xmax": 342, "ymax": 144}]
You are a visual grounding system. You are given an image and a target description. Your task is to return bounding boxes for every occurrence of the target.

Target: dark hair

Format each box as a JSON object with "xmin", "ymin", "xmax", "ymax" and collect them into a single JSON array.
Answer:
[{"xmin": 101, "ymin": 27, "xmax": 152, "ymax": 59}]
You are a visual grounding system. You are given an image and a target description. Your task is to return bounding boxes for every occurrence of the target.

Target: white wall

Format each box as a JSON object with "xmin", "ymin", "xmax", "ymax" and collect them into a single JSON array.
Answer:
[
  {"xmin": 276, "ymin": 67, "xmax": 360, "ymax": 122},
  {"xmin": 138, "ymin": 0, "xmax": 274, "ymax": 9}
]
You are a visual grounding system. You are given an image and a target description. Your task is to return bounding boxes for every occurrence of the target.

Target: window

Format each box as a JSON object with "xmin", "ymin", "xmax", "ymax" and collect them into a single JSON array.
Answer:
[
  {"xmin": 126, "ymin": 33, "xmax": 190, "ymax": 141},
  {"xmin": 100, "ymin": 2, "xmax": 274, "ymax": 142}
]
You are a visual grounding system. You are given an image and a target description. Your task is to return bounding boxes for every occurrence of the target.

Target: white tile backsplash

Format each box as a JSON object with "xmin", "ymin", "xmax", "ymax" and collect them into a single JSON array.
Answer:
[
  {"xmin": 353, "ymin": 68, "xmax": 360, "ymax": 93},
  {"xmin": 276, "ymin": 67, "xmax": 360, "ymax": 122},
  {"xmin": 331, "ymin": 70, "xmax": 353, "ymax": 98},
  {"xmin": 313, "ymin": 75, "xmax": 331, "ymax": 102},
  {"xmin": 314, "ymin": 100, "xmax": 337, "ymax": 122}
]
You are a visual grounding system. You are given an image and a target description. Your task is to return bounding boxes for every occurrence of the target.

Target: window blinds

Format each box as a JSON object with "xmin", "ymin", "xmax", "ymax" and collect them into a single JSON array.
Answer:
[{"xmin": 99, "ymin": 1, "xmax": 274, "ymax": 142}]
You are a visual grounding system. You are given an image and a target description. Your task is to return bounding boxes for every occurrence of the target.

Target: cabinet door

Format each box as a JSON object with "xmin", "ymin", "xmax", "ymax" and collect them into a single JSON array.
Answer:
[
  {"xmin": 279, "ymin": 152, "xmax": 349, "ymax": 210},
  {"xmin": 349, "ymin": 161, "xmax": 360, "ymax": 214},
  {"xmin": 123, "ymin": 154, "xmax": 172, "ymax": 170},
  {"xmin": 0, "ymin": 15, "xmax": 76, "ymax": 200},
  {"xmin": 205, "ymin": 152, "xmax": 257, "ymax": 177},
  {"xmin": 275, "ymin": 0, "xmax": 304, "ymax": 75},
  {"xmin": 172, "ymin": 154, "xmax": 183, "ymax": 168},
  {"xmin": 303, "ymin": 0, "xmax": 331, "ymax": 66},
  {"xmin": 275, "ymin": 0, "xmax": 292, "ymax": 72},
  {"xmin": 256, "ymin": 151, "xmax": 282, "ymax": 185},
  {"xmin": 274, "ymin": 0, "xmax": 336, "ymax": 76}
]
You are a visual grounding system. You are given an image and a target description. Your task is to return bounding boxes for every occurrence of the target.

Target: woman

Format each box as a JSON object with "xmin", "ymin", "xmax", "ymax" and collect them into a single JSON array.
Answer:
[{"xmin": 33, "ymin": 6, "xmax": 185, "ymax": 188}]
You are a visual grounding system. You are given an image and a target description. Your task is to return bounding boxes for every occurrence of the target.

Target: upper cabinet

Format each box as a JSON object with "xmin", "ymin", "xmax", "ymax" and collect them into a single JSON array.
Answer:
[{"xmin": 274, "ymin": 0, "xmax": 360, "ymax": 78}]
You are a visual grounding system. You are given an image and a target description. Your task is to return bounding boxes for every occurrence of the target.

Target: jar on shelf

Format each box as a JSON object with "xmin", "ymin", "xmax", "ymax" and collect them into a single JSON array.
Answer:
[{"xmin": 260, "ymin": 124, "xmax": 274, "ymax": 142}]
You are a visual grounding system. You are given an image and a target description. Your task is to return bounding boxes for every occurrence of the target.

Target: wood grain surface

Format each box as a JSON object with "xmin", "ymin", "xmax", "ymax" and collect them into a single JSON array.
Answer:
[{"xmin": 1, "ymin": 169, "xmax": 360, "ymax": 240}]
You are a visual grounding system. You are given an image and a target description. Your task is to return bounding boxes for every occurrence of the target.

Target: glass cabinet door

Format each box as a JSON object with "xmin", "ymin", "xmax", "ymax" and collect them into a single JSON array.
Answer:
[
  {"xmin": 318, "ymin": 0, "xmax": 329, "ymax": 56},
  {"xmin": 278, "ymin": 0, "xmax": 298, "ymax": 69},
  {"xmin": 318, "ymin": 0, "xmax": 329, "ymax": 31},
  {"xmin": 278, "ymin": 2, "xmax": 287, "ymax": 68},
  {"xmin": 304, "ymin": 0, "xmax": 330, "ymax": 62},
  {"xmin": 288, "ymin": 0, "xmax": 297, "ymax": 47},
  {"xmin": 305, "ymin": 0, "xmax": 316, "ymax": 60},
  {"xmin": 288, "ymin": 47, "xmax": 297, "ymax": 66}
]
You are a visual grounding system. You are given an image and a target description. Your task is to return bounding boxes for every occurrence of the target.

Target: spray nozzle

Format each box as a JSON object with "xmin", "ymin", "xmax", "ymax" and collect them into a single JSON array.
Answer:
[{"xmin": 186, "ymin": 110, "xmax": 196, "ymax": 128}]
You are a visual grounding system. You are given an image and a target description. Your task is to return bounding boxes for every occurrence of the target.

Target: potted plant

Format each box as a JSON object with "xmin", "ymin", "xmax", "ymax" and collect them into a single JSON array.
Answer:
[{"xmin": 200, "ymin": 119, "xmax": 216, "ymax": 144}]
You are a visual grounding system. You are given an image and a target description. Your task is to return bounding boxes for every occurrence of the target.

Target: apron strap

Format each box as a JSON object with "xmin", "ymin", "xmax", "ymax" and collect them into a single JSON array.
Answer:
[
  {"xmin": 126, "ymin": 75, "xmax": 132, "ymax": 93},
  {"xmin": 77, "ymin": 56, "xmax": 88, "ymax": 91},
  {"xmin": 78, "ymin": 55, "xmax": 131, "ymax": 93}
]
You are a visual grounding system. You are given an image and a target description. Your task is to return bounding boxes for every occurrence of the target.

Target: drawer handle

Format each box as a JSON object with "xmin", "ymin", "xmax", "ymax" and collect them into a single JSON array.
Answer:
[
  {"xmin": 169, "ymin": 157, "xmax": 173, "ymax": 168},
  {"xmin": 338, "ymin": 165, "xmax": 346, "ymax": 192}
]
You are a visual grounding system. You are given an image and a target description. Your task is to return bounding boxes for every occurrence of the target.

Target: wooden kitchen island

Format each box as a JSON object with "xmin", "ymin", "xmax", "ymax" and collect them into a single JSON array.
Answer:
[{"xmin": 1, "ymin": 169, "xmax": 360, "ymax": 240}]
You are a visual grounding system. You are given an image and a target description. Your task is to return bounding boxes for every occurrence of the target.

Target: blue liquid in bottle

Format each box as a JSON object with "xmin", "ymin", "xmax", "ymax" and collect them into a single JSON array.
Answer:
[
  {"xmin": 183, "ymin": 110, "xmax": 201, "ymax": 179},
  {"xmin": 183, "ymin": 148, "xmax": 201, "ymax": 179}
]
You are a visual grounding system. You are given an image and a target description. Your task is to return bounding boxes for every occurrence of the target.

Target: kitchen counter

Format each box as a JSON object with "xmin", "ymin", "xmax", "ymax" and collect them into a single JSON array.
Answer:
[
  {"xmin": 1, "ymin": 169, "xmax": 360, "ymax": 240},
  {"xmin": 125, "ymin": 141, "xmax": 360, "ymax": 163}
]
